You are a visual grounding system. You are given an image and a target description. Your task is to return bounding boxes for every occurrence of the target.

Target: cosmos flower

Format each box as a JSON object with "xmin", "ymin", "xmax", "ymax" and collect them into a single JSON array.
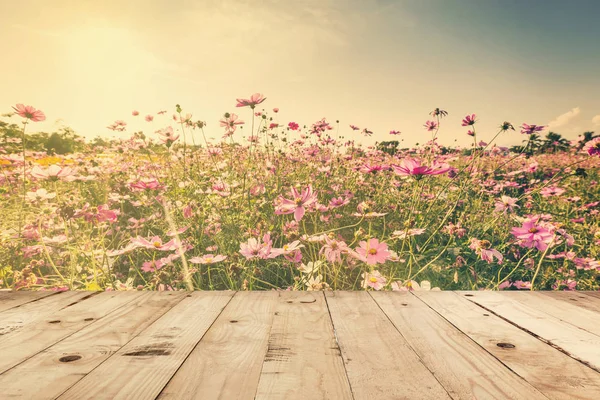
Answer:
[
  {"xmin": 362, "ymin": 270, "xmax": 387, "ymax": 290},
  {"xmin": 236, "ymin": 93, "xmax": 266, "ymax": 108},
  {"xmin": 274, "ymin": 185, "xmax": 318, "ymax": 221},
  {"xmin": 469, "ymin": 238, "xmax": 503, "ymax": 264},
  {"xmin": 583, "ymin": 137, "xmax": 600, "ymax": 156},
  {"xmin": 461, "ymin": 114, "xmax": 477, "ymax": 126},
  {"xmin": 520, "ymin": 123, "xmax": 545, "ymax": 135},
  {"xmin": 132, "ymin": 110, "xmax": 139, "ymax": 116},
  {"xmin": 424, "ymin": 120, "xmax": 438, "ymax": 131},
  {"xmin": 30, "ymin": 165, "xmax": 74, "ymax": 180},
  {"xmin": 188, "ymin": 254, "xmax": 227, "ymax": 264},
  {"xmin": 12, "ymin": 104, "xmax": 46, "ymax": 122},
  {"xmin": 145, "ymin": 115, "xmax": 154, "ymax": 122},
  {"xmin": 288, "ymin": 122, "xmax": 299, "ymax": 130},
  {"xmin": 511, "ymin": 218, "xmax": 554, "ymax": 251},
  {"xmin": 494, "ymin": 196, "xmax": 519, "ymax": 213},
  {"xmin": 391, "ymin": 158, "xmax": 450, "ymax": 177},
  {"xmin": 355, "ymin": 238, "xmax": 391, "ymax": 265}
]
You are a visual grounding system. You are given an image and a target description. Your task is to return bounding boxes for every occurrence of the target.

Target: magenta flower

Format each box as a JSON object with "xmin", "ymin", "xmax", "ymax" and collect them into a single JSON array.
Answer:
[
  {"xmin": 466, "ymin": 130, "xmax": 475, "ymax": 137},
  {"xmin": 513, "ymin": 280, "xmax": 532, "ymax": 290},
  {"xmin": 274, "ymin": 185, "xmax": 318, "ymax": 221},
  {"xmin": 12, "ymin": 104, "xmax": 46, "ymax": 122},
  {"xmin": 583, "ymin": 137, "xmax": 600, "ymax": 156},
  {"xmin": 391, "ymin": 158, "xmax": 450, "ymax": 177},
  {"xmin": 540, "ymin": 186, "xmax": 565, "ymax": 197},
  {"xmin": 424, "ymin": 120, "xmax": 438, "ymax": 131},
  {"xmin": 288, "ymin": 122, "xmax": 299, "ymax": 130},
  {"xmin": 511, "ymin": 218, "xmax": 554, "ymax": 251},
  {"xmin": 130, "ymin": 179, "xmax": 161, "ymax": 191},
  {"xmin": 145, "ymin": 115, "xmax": 154, "ymax": 122},
  {"xmin": 320, "ymin": 236, "xmax": 350, "ymax": 264},
  {"xmin": 389, "ymin": 130, "xmax": 401, "ymax": 135},
  {"xmin": 461, "ymin": 114, "xmax": 477, "ymax": 126},
  {"xmin": 355, "ymin": 238, "xmax": 391, "ymax": 265},
  {"xmin": 219, "ymin": 113, "xmax": 244, "ymax": 134},
  {"xmin": 132, "ymin": 110, "xmax": 139, "ymax": 116},
  {"xmin": 520, "ymin": 123, "xmax": 545, "ymax": 135},
  {"xmin": 236, "ymin": 93, "xmax": 266, "ymax": 108},
  {"xmin": 349, "ymin": 125, "xmax": 360, "ymax": 131}
]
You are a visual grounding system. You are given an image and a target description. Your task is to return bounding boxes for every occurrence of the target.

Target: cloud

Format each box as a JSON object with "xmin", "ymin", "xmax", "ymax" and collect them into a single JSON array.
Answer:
[
  {"xmin": 548, "ymin": 107, "xmax": 581, "ymax": 129},
  {"xmin": 592, "ymin": 114, "xmax": 600, "ymax": 126}
]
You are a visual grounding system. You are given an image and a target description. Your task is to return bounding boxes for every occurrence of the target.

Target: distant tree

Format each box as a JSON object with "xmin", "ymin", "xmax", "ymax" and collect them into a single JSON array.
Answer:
[
  {"xmin": 540, "ymin": 131, "xmax": 570, "ymax": 153},
  {"xmin": 377, "ymin": 140, "xmax": 399, "ymax": 155}
]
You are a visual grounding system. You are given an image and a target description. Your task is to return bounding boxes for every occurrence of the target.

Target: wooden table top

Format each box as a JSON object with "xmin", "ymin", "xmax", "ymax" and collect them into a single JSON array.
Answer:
[{"xmin": 1, "ymin": 290, "xmax": 600, "ymax": 399}]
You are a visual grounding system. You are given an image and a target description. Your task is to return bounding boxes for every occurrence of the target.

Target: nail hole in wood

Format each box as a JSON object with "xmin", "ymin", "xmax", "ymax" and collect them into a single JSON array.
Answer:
[
  {"xmin": 286, "ymin": 301, "xmax": 293, "ymax": 303},
  {"xmin": 401, "ymin": 303, "xmax": 408, "ymax": 306},
  {"xmin": 497, "ymin": 342, "xmax": 515, "ymax": 349},
  {"xmin": 84, "ymin": 318, "xmax": 94, "ymax": 321},
  {"xmin": 483, "ymin": 314, "xmax": 489, "ymax": 316},
  {"xmin": 49, "ymin": 320, "xmax": 61, "ymax": 324},
  {"xmin": 464, "ymin": 294, "xmax": 474, "ymax": 297},
  {"xmin": 59, "ymin": 355, "xmax": 82, "ymax": 363},
  {"xmin": 186, "ymin": 294, "xmax": 192, "ymax": 297},
  {"xmin": 230, "ymin": 320, "xmax": 238, "ymax": 323}
]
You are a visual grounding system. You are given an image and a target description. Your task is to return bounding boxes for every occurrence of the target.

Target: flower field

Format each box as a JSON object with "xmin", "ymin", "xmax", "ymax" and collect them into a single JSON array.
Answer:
[{"xmin": 1, "ymin": 97, "xmax": 599, "ymax": 292}]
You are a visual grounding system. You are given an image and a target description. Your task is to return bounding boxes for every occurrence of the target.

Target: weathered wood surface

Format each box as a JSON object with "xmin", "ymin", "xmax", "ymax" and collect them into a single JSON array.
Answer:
[{"xmin": 1, "ymin": 290, "xmax": 599, "ymax": 399}]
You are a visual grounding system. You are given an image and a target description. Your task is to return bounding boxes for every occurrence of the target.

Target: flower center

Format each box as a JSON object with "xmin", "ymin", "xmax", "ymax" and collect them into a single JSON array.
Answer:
[
  {"xmin": 295, "ymin": 198, "xmax": 303, "ymax": 205},
  {"xmin": 528, "ymin": 228, "xmax": 539, "ymax": 233},
  {"xmin": 369, "ymin": 277, "xmax": 378, "ymax": 283},
  {"xmin": 153, "ymin": 241, "xmax": 162, "ymax": 248},
  {"xmin": 368, "ymin": 248, "xmax": 377, "ymax": 255}
]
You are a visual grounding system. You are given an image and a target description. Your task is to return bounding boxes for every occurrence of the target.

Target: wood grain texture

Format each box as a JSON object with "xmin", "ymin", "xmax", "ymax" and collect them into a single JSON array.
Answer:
[
  {"xmin": 59, "ymin": 291, "xmax": 233, "ymax": 400},
  {"xmin": 539, "ymin": 291, "xmax": 600, "ymax": 314},
  {"xmin": 325, "ymin": 291, "xmax": 451, "ymax": 400},
  {"xmin": 415, "ymin": 291, "xmax": 600, "ymax": 399},
  {"xmin": 254, "ymin": 291, "xmax": 353, "ymax": 400},
  {"xmin": 462, "ymin": 290, "xmax": 600, "ymax": 370},
  {"xmin": 498, "ymin": 291, "xmax": 600, "ymax": 337},
  {"xmin": 0, "ymin": 291, "xmax": 186, "ymax": 399},
  {"xmin": 370, "ymin": 291, "xmax": 547, "ymax": 400},
  {"xmin": 158, "ymin": 291, "xmax": 277, "ymax": 400},
  {"xmin": 582, "ymin": 291, "xmax": 600, "ymax": 300},
  {"xmin": 0, "ymin": 291, "xmax": 138, "ymax": 374},
  {"xmin": 0, "ymin": 290, "xmax": 56, "ymax": 313}
]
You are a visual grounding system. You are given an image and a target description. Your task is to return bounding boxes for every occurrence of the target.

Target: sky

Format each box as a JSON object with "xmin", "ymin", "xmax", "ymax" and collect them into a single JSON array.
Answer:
[{"xmin": 1, "ymin": 0, "xmax": 600, "ymax": 148}]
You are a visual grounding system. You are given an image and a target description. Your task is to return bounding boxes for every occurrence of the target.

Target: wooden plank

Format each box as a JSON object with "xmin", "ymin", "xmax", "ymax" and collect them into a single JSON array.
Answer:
[
  {"xmin": 0, "ymin": 291, "xmax": 186, "ymax": 399},
  {"xmin": 415, "ymin": 291, "xmax": 600, "ymax": 399},
  {"xmin": 0, "ymin": 291, "xmax": 94, "ymax": 341},
  {"xmin": 539, "ymin": 291, "xmax": 600, "ymax": 314},
  {"xmin": 461, "ymin": 291, "xmax": 600, "ymax": 370},
  {"xmin": 254, "ymin": 291, "xmax": 353, "ymax": 400},
  {"xmin": 0, "ymin": 290, "xmax": 57, "ymax": 313},
  {"xmin": 0, "ymin": 291, "xmax": 140, "ymax": 374},
  {"xmin": 157, "ymin": 291, "xmax": 278, "ymax": 400},
  {"xmin": 59, "ymin": 291, "xmax": 234, "ymax": 400},
  {"xmin": 324, "ymin": 291, "xmax": 451, "ymax": 400},
  {"xmin": 584, "ymin": 291, "xmax": 600, "ymax": 300},
  {"xmin": 498, "ymin": 291, "xmax": 600, "ymax": 337},
  {"xmin": 370, "ymin": 291, "xmax": 547, "ymax": 400}
]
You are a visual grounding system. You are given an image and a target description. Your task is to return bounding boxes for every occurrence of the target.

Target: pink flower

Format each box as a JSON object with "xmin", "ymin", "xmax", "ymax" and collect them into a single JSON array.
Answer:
[
  {"xmin": 520, "ymin": 123, "xmax": 545, "ymax": 135},
  {"xmin": 236, "ymin": 93, "xmax": 266, "ymax": 108},
  {"xmin": 274, "ymin": 185, "xmax": 318, "ymax": 221},
  {"xmin": 132, "ymin": 110, "xmax": 139, "ymax": 116},
  {"xmin": 107, "ymin": 120, "xmax": 127, "ymax": 131},
  {"xmin": 156, "ymin": 126, "xmax": 180, "ymax": 146},
  {"xmin": 349, "ymin": 125, "xmax": 360, "ymax": 131},
  {"xmin": 74, "ymin": 204, "xmax": 119, "ymax": 223},
  {"xmin": 329, "ymin": 196, "xmax": 350, "ymax": 208},
  {"xmin": 273, "ymin": 108, "xmax": 279, "ymax": 113},
  {"xmin": 12, "ymin": 104, "xmax": 46, "ymax": 122},
  {"xmin": 281, "ymin": 240, "xmax": 304, "ymax": 255},
  {"xmin": 189, "ymin": 254, "xmax": 227, "ymax": 264},
  {"xmin": 288, "ymin": 122, "xmax": 299, "ymax": 130},
  {"xmin": 239, "ymin": 233, "xmax": 283, "ymax": 260},
  {"xmin": 583, "ymin": 138, "xmax": 600, "ymax": 156},
  {"xmin": 145, "ymin": 115, "xmax": 154, "ymax": 122},
  {"xmin": 219, "ymin": 113, "xmax": 244, "ymax": 135},
  {"xmin": 513, "ymin": 280, "xmax": 532, "ymax": 290},
  {"xmin": 130, "ymin": 236, "xmax": 180, "ymax": 251},
  {"xmin": 362, "ymin": 270, "xmax": 387, "ymax": 290},
  {"xmin": 392, "ymin": 158, "xmax": 450, "ymax": 177},
  {"xmin": 498, "ymin": 281, "xmax": 512, "ymax": 290},
  {"xmin": 424, "ymin": 120, "xmax": 438, "ymax": 131},
  {"xmin": 130, "ymin": 179, "xmax": 161, "ymax": 191},
  {"xmin": 389, "ymin": 130, "xmax": 401, "ymax": 135},
  {"xmin": 461, "ymin": 114, "xmax": 477, "ymax": 126},
  {"xmin": 511, "ymin": 218, "xmax": 554, "ymax": 251},
  {"xmin": 320, "ymin": 236, "xmax": 350, "ymax": 264},
  {"xmin": 469, "ymin": 238, "xmax": 503, "ymax": 264},
  {"xmin": 540, "ymin": 186, "xmax": 565, "ymax": 197},
  {"xmin": 494, "ymin": 196, "xmax": 519, "ymax": 213},
  {"xmin": 355, "ymin": 238, "xmax": 391, "ymax": 265},
  {"xmin": 30, "ymin": 165, "xmax": 74, "ymax": 180}
]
